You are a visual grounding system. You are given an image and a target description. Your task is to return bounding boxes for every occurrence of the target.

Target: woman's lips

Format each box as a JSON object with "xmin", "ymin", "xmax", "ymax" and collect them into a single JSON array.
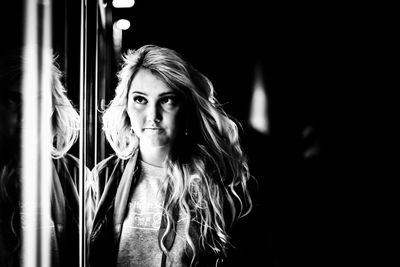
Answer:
[{"xmin": 143, "ymin": 127, "xmax": 163, "ymax": 134}]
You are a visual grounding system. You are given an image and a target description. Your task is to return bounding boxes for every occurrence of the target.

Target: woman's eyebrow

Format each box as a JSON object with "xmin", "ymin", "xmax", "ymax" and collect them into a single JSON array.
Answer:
[
  {"xmin": 129, "ymin": 90, "xmax": 177, "ymax": 97},
  {"xmin": 130, "ymin": 91, "xmax": 147, "ymax": 95},
  {"xmin": 159, "ymin": 92, "xmax": 177, "ymax": 97}
]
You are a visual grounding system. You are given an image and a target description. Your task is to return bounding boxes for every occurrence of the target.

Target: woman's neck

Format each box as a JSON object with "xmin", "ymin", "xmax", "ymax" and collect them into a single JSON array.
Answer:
[{"xmin": 139, "ymin": 144, "xmax": 169, "ymax": 167}]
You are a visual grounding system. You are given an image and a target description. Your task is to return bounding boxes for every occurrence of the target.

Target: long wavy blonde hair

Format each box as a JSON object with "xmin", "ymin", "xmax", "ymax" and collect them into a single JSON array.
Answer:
[
  {"xmin": 102, "ymin": 44, "xmax": 252, "ymax": 264},
  {"xmin": 50, "ymin": 57, "xmax": 80, "ymax": 159},
  {"xmin": 0, "ymin": 49, "xmax": 80, "ymax": 159}
]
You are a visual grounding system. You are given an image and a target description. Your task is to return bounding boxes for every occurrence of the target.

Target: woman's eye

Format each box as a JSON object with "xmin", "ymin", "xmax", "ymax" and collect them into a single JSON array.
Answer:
[
  {"xmin": 160, "ymin": 97, "xmax": 177, "ymax": 106},
  {"xmin": 133, "ymin": 96, "xmax": 147, "ymax": 104}
]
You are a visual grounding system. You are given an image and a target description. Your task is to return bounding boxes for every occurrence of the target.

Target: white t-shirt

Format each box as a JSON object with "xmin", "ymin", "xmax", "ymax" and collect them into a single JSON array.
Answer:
[
  {"xmin": 117, "ymin": 160, "xmax": 166, "ymax": 267},
  {"xmin": 117, "ymin": 160, "xmax": 193, "ymax": 267}
]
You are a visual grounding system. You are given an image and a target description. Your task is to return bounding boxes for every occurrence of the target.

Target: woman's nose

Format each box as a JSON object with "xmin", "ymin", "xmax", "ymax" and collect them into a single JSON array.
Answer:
[{"xmin": 147, "ymin": 103, "xmax": 161, "ymax": 123}]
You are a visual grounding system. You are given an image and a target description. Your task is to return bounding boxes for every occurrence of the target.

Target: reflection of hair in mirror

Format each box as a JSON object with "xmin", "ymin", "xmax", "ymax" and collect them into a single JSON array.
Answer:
[
  {"xmin": 0, "ymin": 49, "xmax": 80, "ymax": 159},
  {"xmin": 50, "ymin": 58, "xmax": 80, "ymax": 159},
  {"xmin": 0, "ymin": 49, "xmax": 81, "ymax": 267},
  {"xmin": 90, "ymin": 44, "xmax": 253, "ymax": 267}
]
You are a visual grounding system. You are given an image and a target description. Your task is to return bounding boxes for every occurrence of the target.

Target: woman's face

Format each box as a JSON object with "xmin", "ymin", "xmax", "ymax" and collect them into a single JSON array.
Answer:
[{"xmin": 127, "ymin": 68, "xmax": 183, "ymax": 151}]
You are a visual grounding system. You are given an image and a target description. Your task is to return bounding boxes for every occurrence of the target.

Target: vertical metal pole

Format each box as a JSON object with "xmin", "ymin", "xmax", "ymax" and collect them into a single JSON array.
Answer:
[
  {"xmin": 94, "ymin": 2, "xmax": 99, "ymax": 167},
  {"xmin": 79, "ymin": 0, "xmax": 87, "ymax": 267},
  {"xmin": 39, "ymin": 1, "xmax": 53, "ymax": 266}
]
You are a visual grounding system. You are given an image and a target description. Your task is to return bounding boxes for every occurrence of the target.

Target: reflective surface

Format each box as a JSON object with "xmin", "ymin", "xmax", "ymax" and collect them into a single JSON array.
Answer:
[{"xmin": 1, "ymin": 1, "xmax": 82, "ymax": 266}]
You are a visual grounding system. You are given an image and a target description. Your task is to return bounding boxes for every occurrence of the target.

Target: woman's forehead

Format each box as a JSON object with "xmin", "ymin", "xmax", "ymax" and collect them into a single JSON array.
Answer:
[{"xmin": 129, "ymin": 69, "xmax": 175, "ymax": 96}]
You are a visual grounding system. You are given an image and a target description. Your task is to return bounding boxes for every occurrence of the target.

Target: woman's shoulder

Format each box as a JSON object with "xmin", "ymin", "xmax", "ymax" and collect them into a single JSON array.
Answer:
[
  {"xmin": 89, "ymin": 154, "xmax": 132, "ymax": 204},
  {"xmin": 91, "ymin": 154, "xmax": 131, "ymax": 178}
]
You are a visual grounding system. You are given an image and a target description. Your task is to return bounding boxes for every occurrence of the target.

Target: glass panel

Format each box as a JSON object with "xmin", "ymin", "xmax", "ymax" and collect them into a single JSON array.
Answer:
[
  {"xmin": 1, "ymin": 1, "xmax": 83, "ymax": 267},
  {"xmin": 51, "ymin": 1, "xmax": 82, "ymax": 267}
]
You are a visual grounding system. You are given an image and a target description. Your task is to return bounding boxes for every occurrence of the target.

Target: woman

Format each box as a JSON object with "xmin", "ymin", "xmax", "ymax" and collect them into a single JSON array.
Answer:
[
  {"xmin": 89, "ymin": 44, "xmax": 252, "ymax": 267},
  {"xmin": 0, "ymin": 50, "xmax": 81, "ymax": 267}
]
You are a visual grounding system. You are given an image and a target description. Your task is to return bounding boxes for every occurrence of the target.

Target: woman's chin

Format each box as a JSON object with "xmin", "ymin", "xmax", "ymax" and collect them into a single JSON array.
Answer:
[{"xmin": 140, "ymin": 138, "xmax": 171, "ymax": 150}]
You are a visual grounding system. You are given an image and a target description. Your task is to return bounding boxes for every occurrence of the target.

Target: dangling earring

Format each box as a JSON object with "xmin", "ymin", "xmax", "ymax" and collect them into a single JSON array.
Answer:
[
  {"xmin": 130, "ymin": 127, "xmax": 134, "ymax": 135},
  {"xmin": 184, "ymin": 128, "xmax": 189, "ymax": 136}
]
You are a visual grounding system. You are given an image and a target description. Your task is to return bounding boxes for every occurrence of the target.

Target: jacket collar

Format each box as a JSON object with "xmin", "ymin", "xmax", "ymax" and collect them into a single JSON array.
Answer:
[
  {"xmin": 111, "ymin": 149, "xmax": 178, "ymax": 251},
  {"xmin": 113, "ymin": 151, "xmax": 139, "ymax": 225}
]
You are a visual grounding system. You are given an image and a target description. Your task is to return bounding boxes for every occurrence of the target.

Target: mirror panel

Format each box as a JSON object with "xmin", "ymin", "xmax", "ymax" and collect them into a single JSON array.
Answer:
[{"xmin": 1, "ymin": 1, "xmax": 83, "ymax": 266}]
